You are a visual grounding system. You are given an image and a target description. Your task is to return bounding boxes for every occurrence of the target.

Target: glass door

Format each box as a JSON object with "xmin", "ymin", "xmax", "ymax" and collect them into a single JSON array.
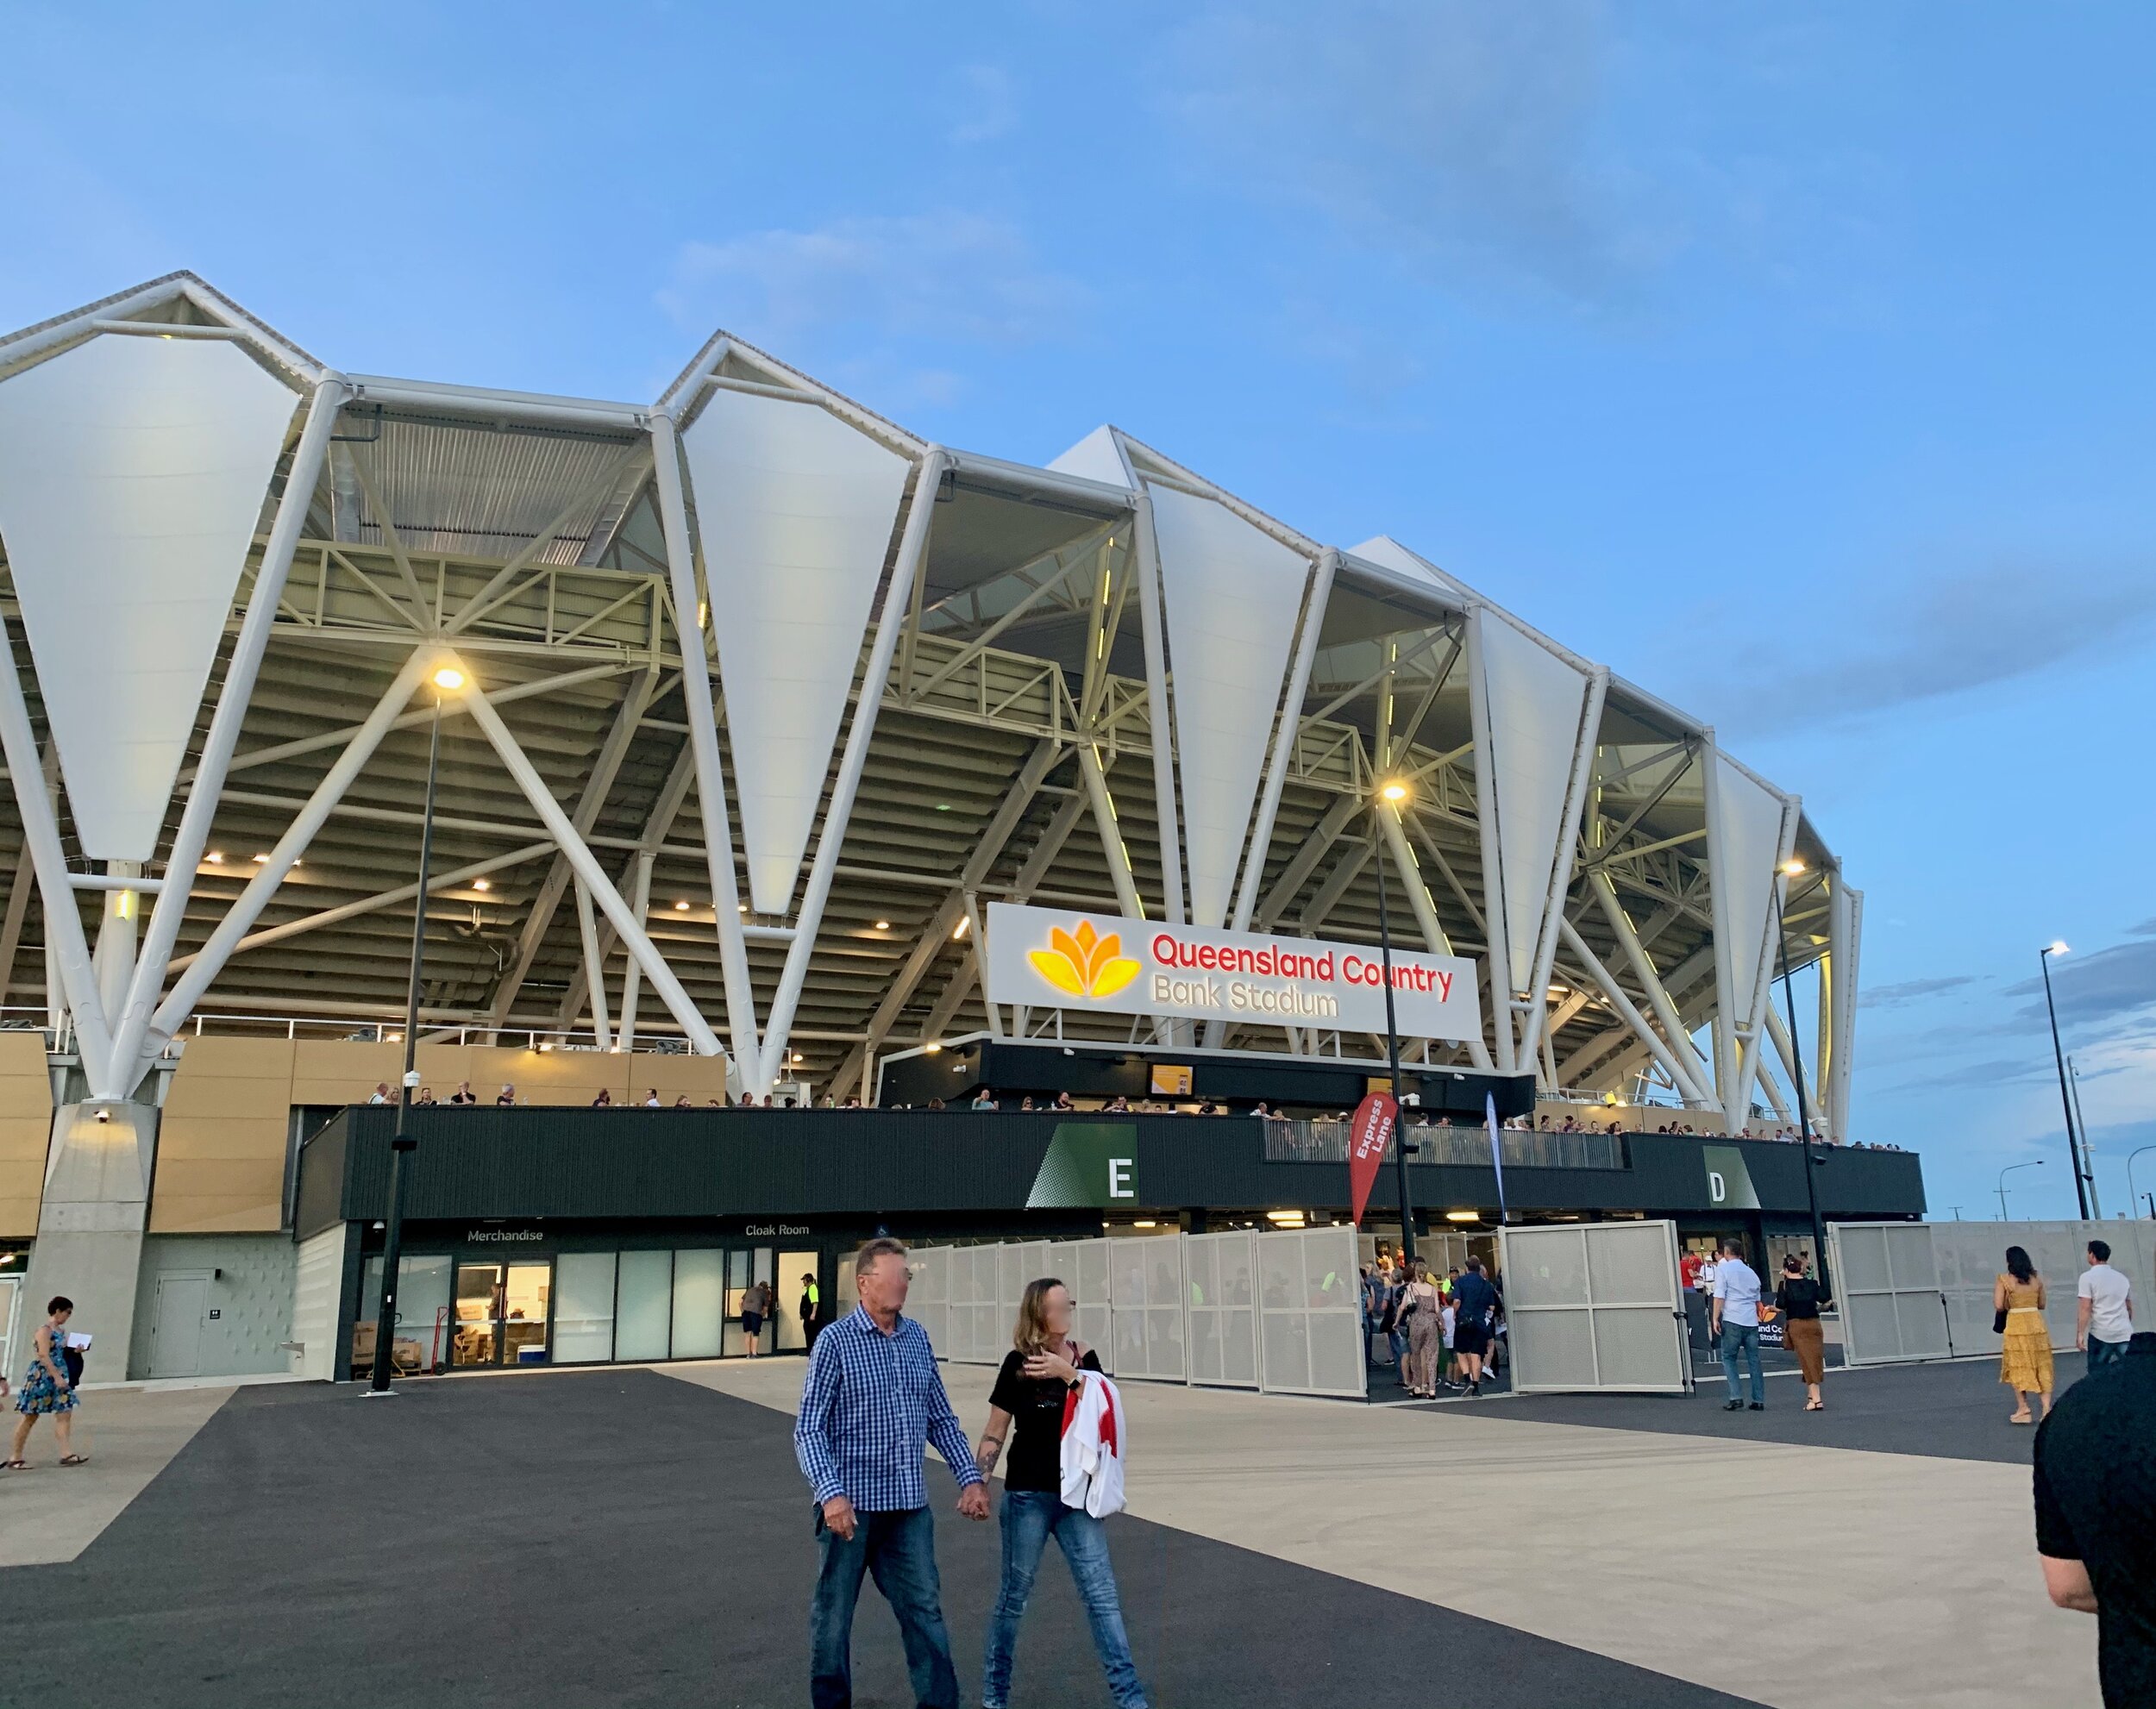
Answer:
[
  {"xmin": 501, "ymin": 1262, "xmax": 551, "ymax": 1365},
  {"xmin": 777, "ymin": 1249, "xmax": 820, "ymax": 1351},
  {"xmin": 453, "ymin": 1264, "xmax": 503, "ymax": 1367},
  {"xmin": 722, "ymin": 1248, "xmax": 775, "ymax": 1356}
]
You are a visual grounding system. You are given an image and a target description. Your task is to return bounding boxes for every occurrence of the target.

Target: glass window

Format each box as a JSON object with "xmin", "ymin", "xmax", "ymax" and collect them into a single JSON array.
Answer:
[
  {"xmin": 554, "ymin": 1253, "xmax": 617, "ymax": 1363},
  {"xmin": 777, "ymin": 1251, "xmax": 819, "ymax": 1350},
  {"xmin": 360, "ymin": 1254, "xmax": 454, "ymax": 1372},
  {"xmin": 671, "ymin": 1249, "xmax": 724, "ymax": 1360},
  {"xmin": 615, "ymin": 1249, "xmax": 673, "ymax": 1362}
]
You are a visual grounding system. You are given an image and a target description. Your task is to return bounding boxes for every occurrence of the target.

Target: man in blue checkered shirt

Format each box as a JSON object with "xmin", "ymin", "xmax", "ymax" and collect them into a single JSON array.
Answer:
[{"xmin": 796, "ymin": 1236, "xmax": 987, "ymax": 1709}]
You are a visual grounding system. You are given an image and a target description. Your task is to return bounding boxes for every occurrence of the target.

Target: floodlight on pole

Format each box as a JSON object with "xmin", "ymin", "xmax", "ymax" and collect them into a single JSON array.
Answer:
[
  {"xmin": 2039, "ymin": 942, "xmax": 2090, "ymax": 1218},
  {"xmin": 368, "ymin": 654, "xmax": 464, "ymax": 1394},
  {"xmin": 1379, "ymin": 779, "xmax": 1410, "ymax": 804}
]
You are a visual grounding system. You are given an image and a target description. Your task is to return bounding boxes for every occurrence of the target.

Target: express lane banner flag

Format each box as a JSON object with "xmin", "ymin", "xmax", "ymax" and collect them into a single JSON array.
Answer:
[
  {"xmin": 983, "ymin": 902, "xmax": 1481, "ymax": 1040},
  {"xmin": 1348, "ymin": 1092, "xmax": 1399, "ymax": 1227}
]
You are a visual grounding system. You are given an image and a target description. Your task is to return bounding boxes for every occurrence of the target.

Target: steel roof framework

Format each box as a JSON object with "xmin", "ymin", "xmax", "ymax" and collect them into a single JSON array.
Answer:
[{"xmin": 0, "ymin": 274, "xmax": 1859, "ymax": 1140}]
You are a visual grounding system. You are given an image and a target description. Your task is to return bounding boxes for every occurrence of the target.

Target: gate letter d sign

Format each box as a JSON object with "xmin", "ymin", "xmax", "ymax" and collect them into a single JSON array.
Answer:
[{"xmin": 1708, "ymin": 1170, "xmax": 1726, "ymax": 1204}]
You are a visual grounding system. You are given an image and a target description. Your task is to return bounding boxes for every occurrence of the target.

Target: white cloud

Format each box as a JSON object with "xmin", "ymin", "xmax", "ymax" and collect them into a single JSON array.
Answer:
[
  {"xmin": 658, "ymin": 213, "xmax": 1087, "ymax": 352},
  {"xmin": 1155, "ymin": 0, "xmax": 1664, "ymax": 305},
  {"xmin": 1676, "ymin": 558, "xmax": 2156, "ymax": 738}
]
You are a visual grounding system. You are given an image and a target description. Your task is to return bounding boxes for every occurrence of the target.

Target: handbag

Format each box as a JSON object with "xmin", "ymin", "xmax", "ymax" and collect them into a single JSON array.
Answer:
[{"xmin": 1992, "ymin": 1306, "xmax": 2009, "ymax": 1335}]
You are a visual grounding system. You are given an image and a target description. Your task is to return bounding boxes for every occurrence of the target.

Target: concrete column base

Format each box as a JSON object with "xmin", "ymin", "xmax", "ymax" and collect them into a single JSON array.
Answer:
[{"xmin": 24, "ymin": 1102, "xmax": 159, "ymax": 1383}]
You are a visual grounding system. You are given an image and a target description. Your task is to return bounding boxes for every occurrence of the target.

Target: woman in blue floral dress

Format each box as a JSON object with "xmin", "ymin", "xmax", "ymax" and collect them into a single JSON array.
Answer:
[{"xmin": 6, "ymin": 1294, "xmax": 85, "ymax": 1468}]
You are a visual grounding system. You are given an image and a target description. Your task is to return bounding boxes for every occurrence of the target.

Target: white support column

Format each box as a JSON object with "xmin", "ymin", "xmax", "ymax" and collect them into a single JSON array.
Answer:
[
  {"xmin": 962, "ymin": 892, "xmax": 1001, "ymax": 1039},
  {"xmin": 1130, "ymin": 491, "xmax": 1186, "ymax": 926},
  {"xmin": 149, "ymin": 654, "xmax": 433, "ymax": 1047},
  {"xmin": 649, "ymin": 411, "xmax": 761, "ymax": 1075},
  {"xmin": 617, "ymin": 851, "xmax": 655, "ymax": 1050},
  {"xmin": 0, "ymin": 617, "xmax": 113, "ymax": 1076},
  {"xmin": 1376, "ymin": 803, "xmax": 1495, "ymax": 1072},
  {"xmin": 1077, "ymin": 743, "xmax": 1148, "ymax": 923},
  {"xmin": 461, "ymin": 673, "xmax": 722, "ymax": 1057},
  {"xmin": 1463, "ymin": 606, "xmax": 1516, "ymax": 1073},
  {"xmin": 1763, "ymin": 1005, "xmax": 1803, "ymax": 1122},
  {"xmin": 101, "ymin": 372, "xmax": 349, "ymax": 1096},
  {"xmin": 573, "ymin": 880, "xmax": 614, "ymax": 1052},
  {"xmin": 92, "ymin": 861, "xmax": 142, "ymax": 1032},
  {"xmin": 1697, "ymin": 731, "xmax": 1741, "ymax": 1117},
  {"xmin": 1730, "ymin": 794, "xmax": 1801, "ymax": 1128},
  {"xmin": 1515, "ymin": 667, "xmax": 1608, "ymax": 1067},
  {"xmin": 1230, "ymin": 548, "xmax": 1336, "ymax": 931},
  {"xmin": 1586, "ymin": 872, "xmax": 1716, "ymax": 1107},
  {"xmin": 1557, "ymin": 918, "xmax": 1708, "ymax": 1112},
  {"xmin": 757, "ymin": 449, "xmax": 948, "ymax": 1089},
  {"xmin": 1827, "ymin": 881, "xmax": 1861, "ymax": 1142}
]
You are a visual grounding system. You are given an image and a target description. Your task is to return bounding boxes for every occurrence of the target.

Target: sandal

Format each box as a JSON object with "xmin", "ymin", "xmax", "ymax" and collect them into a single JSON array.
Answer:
[
  {"xmin": 1804, "ymin": 1399, "xmax": 1823, "ymax": 1412},
  {"xmin": 58, "ymin": 1454, "xmax": 88, "ymax": 1466},
  {"xmin": 0, "ymin": 1459, "xmax": 24, "ymax": 1470}
]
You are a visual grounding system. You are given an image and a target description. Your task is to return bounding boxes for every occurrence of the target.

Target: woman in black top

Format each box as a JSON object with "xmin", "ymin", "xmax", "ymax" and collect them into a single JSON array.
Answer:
[
  {"xmin": 1775, "ymin": 1255, "xmax": 1833, "ymax": 1411},
  {"xmin": 974, "ymin": 1279, "xmax": 1148, "ymax": 1709}
]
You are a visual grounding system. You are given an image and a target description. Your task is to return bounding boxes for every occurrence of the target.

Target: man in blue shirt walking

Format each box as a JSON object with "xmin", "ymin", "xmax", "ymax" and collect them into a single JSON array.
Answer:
[{"xmin": 795, "ymin": 1236, "xmax": 988, "ymax": 1709}]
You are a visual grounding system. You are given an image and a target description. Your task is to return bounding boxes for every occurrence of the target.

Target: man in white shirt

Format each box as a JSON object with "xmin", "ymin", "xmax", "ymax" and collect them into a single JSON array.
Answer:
[
  {"xmin": 2078, "ymin": 1240, "xmax": 2135, "ymax": 1371},
  {"xmin": 1710, "ymin": 1239, "xmax": 1765, "ymax": 1412}
]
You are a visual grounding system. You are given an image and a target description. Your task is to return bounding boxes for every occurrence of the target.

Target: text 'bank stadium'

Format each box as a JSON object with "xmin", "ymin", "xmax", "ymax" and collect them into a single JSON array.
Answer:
[{"xmin": 0, "ymin": 274, "xmax": 1903, "ymax": 1386}]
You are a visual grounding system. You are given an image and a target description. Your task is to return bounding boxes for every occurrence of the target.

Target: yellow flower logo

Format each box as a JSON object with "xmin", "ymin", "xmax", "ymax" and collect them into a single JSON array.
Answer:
[{"xmin": 1028, "ymin": 919, "xmax": 1142, "ymax": 1000}]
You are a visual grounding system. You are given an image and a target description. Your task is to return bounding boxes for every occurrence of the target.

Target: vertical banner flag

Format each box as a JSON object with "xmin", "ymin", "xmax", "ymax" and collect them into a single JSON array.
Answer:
[
  {"xmin": 1484, "ymin": 1092, "xmax": 1509, "ymax": 1224},
  {"xmin": 1348, "ymin": 1092, "xmax": 1399, "ymax": 1227}
]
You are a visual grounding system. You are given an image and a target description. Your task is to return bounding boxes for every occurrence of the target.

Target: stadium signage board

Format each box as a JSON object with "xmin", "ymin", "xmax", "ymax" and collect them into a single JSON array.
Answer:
[{"xmin": 984, "ymin": 903, "xmax": 1482, "ymax": 1040}]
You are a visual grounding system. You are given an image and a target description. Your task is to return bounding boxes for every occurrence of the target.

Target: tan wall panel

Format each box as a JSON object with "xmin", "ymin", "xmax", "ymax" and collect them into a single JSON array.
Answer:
[
  {"xmin": 149, "ymin": 1187, "xmax": 286, "ymax": 1235},
  {"xmin": 155, "ymin": 1116, "xmax": 289, "ymax": 1164},
  {"xmin": 291, "ymin": 1040, "xmax": 405, "ymax": 1105},
  {"xmin": 0, "ymin": 1033, "xmax": 55, "ymax": 1236},
  {"xmin": 618, "ymin": 1055, "xmax": 733, "ymax": 1105}
]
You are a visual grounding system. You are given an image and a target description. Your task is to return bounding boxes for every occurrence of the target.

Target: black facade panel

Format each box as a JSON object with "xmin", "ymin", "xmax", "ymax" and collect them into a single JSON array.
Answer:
[
  {"xmin": 293, "ymin": 1110, "xmax": 352, "ymax": 1240},
  {"xmin": 328, "ymin": 1107, "xmax": 1925, "ymax": 1224}
]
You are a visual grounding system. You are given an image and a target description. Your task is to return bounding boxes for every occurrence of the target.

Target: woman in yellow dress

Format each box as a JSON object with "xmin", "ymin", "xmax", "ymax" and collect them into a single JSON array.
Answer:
[{"xmin": 1995, "ymin": 1244, "xmax": 2053, "ymax": 1424}]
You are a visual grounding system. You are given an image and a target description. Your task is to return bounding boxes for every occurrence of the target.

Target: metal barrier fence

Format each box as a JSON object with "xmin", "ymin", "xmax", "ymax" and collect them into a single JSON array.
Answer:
[
  {"xmin": 1499, "ymin": 1221, "xmax": 1691, "ymax": 1394},
  {"xmin": 1829, "ymin": 1219, "xmax": 2156, "ymax": 1367},
  {"xmin": 907, "ymin": 1226, "xmax": 1364, "ymax": 1399},
  {"xmin": 1263, "ymin": 1120, "xmax": 1623, "ymax": 1170}
]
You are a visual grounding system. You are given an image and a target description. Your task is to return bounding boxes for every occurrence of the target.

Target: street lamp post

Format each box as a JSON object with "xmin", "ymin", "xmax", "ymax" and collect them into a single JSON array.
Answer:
[
  {"xmin": 1997, "ymin": 1159, "xmax": 2044, "ymax": 1223},
  {"xmin": 367, "ymin": 663, "xmax": 464, "ymax": 1395},
  {"xmin": 2128, "ymin": 1146, "xmax": 2156, "ymax": 1222},
  {"xmin": 1376, "ymin": 783, "xmax": 1413, "ymax": 1262},
  {"xmin": 2038, "ymin": 944, "xmax": 2090, "ymax": 1219},
  {"xmin": 1771, "ymin": 861, "xmax": 1830, "ymax": 1293}
]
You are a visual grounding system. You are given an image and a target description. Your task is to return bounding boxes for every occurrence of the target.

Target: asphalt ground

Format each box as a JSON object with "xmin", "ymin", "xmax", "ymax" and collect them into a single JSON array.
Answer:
[{"xmin": 0, "ymin": 1368, "xmax": 1760, "ymax": 1709}]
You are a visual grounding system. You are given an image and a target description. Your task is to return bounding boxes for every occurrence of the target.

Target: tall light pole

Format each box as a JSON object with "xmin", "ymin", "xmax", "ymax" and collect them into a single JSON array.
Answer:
[
  {"xmin": 2128, "ymin": 1145, "xmax": 2156, "ymax": 1222},
  {"xmin": 2038, "ymin": 943, "xmax": 2089, "ymax": 1218},
  {"xmin": 368, "ymin": 661, "xmax": 465, "ymax": 1394},
  {"xmin": 2067, "ymin": 1059, "xmax": 2100, "ymax": 1218},
  {"xmin": 1771, "ymin": 861, "xmax": 1829, "ymax": 1293},
  {"xmin": 1376, "ymin": 780, "xmax": 1413, "ymax": 1262},
  {"xmin": 1997, "ymin": 1159, "xmax": 2044, "ymax": 1223}
]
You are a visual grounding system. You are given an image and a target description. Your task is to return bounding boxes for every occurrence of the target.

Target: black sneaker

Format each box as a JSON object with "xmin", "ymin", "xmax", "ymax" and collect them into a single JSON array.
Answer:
[
  {"xmin": 1747, "ymin": 1402, "xmax": 1764, "ymax": 1412},
  {"xmin": 1469, "ymin": 1382, "xmax": 1482, "ymax": 1397},
  {"xmin": 1723, "ymin": 1399, "xmax": 1743, "ymax": 1411}
]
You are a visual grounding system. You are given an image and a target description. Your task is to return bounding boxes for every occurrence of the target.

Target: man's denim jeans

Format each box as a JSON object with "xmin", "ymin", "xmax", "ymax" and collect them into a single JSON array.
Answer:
[
  {"xmin": 982, "ymin": 1489, "xmax": 1148, "ymax": 1709},
  {"xmin": 1720, "ymin": 1321, "xmax": 1764, "ymax": 1405},
  {"xmin": 811, "ymin": 1505, "xmax": 958, "ymax": 1709},
  {"xmin": 2087, "ymin": 1336, "xmax": 2130, "ymax": 1372}
]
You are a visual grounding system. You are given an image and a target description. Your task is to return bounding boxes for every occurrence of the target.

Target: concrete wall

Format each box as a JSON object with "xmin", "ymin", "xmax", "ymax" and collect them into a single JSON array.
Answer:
[
  {"xmin": 0, "ymin": 1032, "xmax": 54, "ymax": 1238},
  {"xmin": 126, "ymin": 1231, "xmax": 298, "ymax": 1382},
  {"xmin": 151, "ymin": 1037, "xmax": 731, "ymax": 1235}
]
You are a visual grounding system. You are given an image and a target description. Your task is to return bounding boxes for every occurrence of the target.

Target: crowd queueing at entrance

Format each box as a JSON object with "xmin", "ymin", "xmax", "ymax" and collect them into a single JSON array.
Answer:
[{"xmin": 1359, "ymin": 1251, "xmax": 1506, "ymax": 1399}]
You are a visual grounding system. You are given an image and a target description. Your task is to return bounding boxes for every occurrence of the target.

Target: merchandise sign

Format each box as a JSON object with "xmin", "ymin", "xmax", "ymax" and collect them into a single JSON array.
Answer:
[
  {"xmin": 1347, "ymin": 1092, "xmax": 1397, "ymax": 1227},
  {"xmin": 984, "ymin": 903, "xmax": 1482, "ymax": 1040}
]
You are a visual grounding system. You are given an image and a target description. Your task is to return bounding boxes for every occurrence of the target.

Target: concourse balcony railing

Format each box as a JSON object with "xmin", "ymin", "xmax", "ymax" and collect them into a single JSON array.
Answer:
[{"xmin": 1263, "ymin": 1118, "xmax": 1626, "ymax": 1171}]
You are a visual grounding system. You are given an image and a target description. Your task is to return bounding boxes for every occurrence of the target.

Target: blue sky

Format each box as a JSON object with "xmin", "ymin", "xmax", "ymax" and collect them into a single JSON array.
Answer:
[{"xmin": 6, "ymin": 3, "xmax": 2153, "ymax": 1221}]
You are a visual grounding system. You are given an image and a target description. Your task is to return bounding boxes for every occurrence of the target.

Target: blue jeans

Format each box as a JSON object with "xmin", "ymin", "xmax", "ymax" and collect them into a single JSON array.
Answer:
[
  {"xmin": 1720, "ymin": 1322, "xmax": 1764, "ymax": 1405},
  {"xmin": 983, "ymin": 1488, "xmax": 1148, "ymax": 1709},
  {"xmin": 2087, "ymin": 1336, "xmax": 2129, "ymax": 1371},
  {"xmin": 811, "ymin": 1505, "xmax": 958, "ymax": 1709}
]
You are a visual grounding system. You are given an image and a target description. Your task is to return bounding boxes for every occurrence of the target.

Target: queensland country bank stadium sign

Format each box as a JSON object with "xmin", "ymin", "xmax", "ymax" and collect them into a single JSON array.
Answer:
[{"xmin": 984, "ymin": 903, "xmax": 1482, "ymax": 1041}]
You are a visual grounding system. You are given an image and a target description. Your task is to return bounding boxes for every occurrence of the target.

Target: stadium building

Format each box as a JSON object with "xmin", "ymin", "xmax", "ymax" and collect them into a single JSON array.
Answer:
[{"xmin": 0, "ymin": 275, "xmax": 1897, "ymax": 1384}]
